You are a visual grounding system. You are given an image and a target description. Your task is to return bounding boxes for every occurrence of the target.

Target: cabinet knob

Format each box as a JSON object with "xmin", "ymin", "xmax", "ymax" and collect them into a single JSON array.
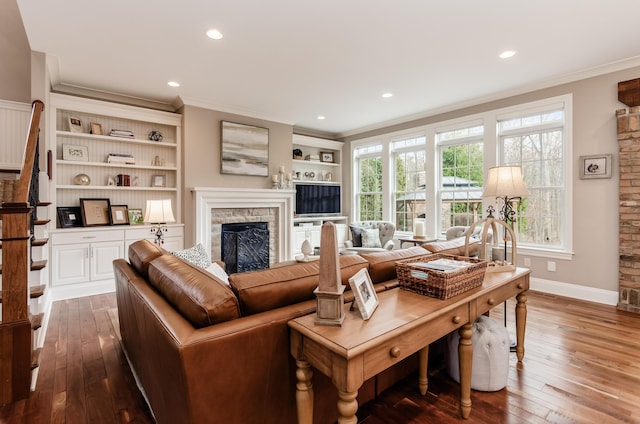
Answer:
[
  {"xmin": 83, "ymin": 236, "xmax": 97, "ymax": 239},
  {"xmin": 452, "ymin": 316, "xmax": 461, "ymax": 324},
  {"xmin": 517, "ymin": 283, "xmax": 524, "ymax": 290},
  {"xmin": 487, "ymin": 298, "xmax": 495, "ymax": 305},
  {"xmin": 389, "ymin": 346, "xmax": 401, "ymax": 358}
]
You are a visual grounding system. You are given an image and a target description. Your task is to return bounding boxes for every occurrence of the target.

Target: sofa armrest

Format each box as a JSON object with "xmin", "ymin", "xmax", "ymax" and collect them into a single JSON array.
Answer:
[{"xmin": 382, "ymin": 239, "xmax": 395, "ymax": 250}]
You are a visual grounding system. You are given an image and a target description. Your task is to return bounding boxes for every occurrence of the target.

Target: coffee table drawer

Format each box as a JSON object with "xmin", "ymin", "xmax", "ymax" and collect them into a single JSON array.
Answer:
[
  {"xmin": 363, "ymin": 303, "xmax": 469, "ymax": 379},
  {"xmin": 476, "ymin": 278, "xmax": 529, "ymax": 315}
]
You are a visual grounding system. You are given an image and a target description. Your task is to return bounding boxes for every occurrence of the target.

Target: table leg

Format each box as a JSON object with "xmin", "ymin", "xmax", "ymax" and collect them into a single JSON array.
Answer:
[
  {"xmin": 295, "ymin": 359, "xmax": 314, "ymax": 424},
  {"xmin": 458, "ymin": 323, "xmax": 473, "ymax": 419},
  {"xmin": 418, "ymin": 346, "xmax": 429, "ymax": 395},
  {"xmin": 515, "ymin": 291, "xmax": 528, "ymax": 362},
  {"xmin": 337, "ymin": 390, "xmax": 358, "ymax": 424}
]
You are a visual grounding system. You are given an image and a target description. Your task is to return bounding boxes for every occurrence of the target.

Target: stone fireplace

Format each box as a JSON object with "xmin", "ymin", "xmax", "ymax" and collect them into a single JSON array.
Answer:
[
  {"xmin": 617, "ymin": 106, "xmax": 640, "ymax": 313},
  {"xmin": 192, "ymin": 187, "xmax": 295, "ymax": 265}
]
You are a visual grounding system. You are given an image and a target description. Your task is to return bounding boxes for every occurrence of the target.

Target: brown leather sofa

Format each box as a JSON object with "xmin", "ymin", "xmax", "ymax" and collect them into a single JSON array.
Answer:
[{"xmin": 113, "ymin": 239, "xmax": 467, "ymax": 424}]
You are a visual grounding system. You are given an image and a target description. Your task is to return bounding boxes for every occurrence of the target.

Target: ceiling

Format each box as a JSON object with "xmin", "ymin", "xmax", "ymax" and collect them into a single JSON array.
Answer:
[{"xmin": 16, "ymin": 0, "xmax": 640, "ymax": 137}]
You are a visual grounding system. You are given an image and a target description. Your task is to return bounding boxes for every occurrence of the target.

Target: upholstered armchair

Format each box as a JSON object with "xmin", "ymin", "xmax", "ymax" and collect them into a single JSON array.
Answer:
[{"xmin": 344, "ymin": 221, "xmax": 396, "ymax": 253}]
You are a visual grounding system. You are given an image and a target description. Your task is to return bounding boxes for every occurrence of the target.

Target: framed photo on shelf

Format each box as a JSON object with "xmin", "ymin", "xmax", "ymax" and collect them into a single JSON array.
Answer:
[
  {"xmin": 320, "ymin": 151, "xmax": 334, "ymax": 163},
  {"xmin": 57, "ymin": 206, "xmax": 83, "ymax": 228},
  {"xmin": 128, "ymin": 208, "xmax": 144, "ymax": 225},
  {"xmin": 151, "ymin": 174, "xmax": 166, "ymax": 187},
  {"xmin": 348, "ymin": 268, "xmax": 378, "ymax": 320},
  {"xmin": 80, "ymin": 198, "xmax": 111, "ymax": 226},
  {"xmin": 68, "ymin": 116, "xmax": 83, "ymax": 133},
  {"xmin": 90, "ymin": 122, "xmax": 103, "ymax": 135},
  {"xmin": 109, "ymin": 204, "xmax": 129, "ymax": 225},
  {"xmin": 62, "ymin": 144, "xmax": 88, "ymax": 162},
  {"xmin": 579, "ymin": 154, "xmax": 612, "ymax": 179}
]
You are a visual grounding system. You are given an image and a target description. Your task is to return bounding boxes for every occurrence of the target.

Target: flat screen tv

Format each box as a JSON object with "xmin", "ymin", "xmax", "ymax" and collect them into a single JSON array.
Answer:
[{"xmin": 295, "ymin": 183, "xmax": 341, "ymax": 216}]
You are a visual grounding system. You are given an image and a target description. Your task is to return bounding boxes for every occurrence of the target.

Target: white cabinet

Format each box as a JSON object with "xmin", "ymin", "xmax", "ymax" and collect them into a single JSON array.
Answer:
[
  {"xmin": 51, "ymin": 229, "xmax": 124, "ymax": 287},
  {"xmin": 292, "ymin": 216, "xmax": 348, "ymax": 255},
  {"xmin": 124, "ymin": 225, "xmax": 184, "ymax": 254}
]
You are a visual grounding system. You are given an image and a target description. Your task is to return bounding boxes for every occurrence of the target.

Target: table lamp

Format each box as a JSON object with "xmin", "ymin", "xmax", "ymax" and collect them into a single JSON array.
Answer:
[
  {"xmin": 482, "ymin": 166, "xmax": 530, "ymax": 225},
  {"xmin": 144, "ymin": 199, "xmax": 175, "ymax": 245}
]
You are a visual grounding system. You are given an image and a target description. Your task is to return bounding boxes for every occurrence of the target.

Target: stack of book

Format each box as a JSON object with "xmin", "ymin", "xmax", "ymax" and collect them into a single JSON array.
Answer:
[
  {"xmin": 109, "ymin": 129, "xmax": 134, "ymax": 138},
  {"xmin": 107, "ymin": 153, "xmax": 135, "ymax": 165}
]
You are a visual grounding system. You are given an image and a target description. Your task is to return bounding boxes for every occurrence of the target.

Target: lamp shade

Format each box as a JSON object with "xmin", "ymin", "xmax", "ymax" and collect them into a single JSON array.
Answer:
[
  {"xmin": 144, "ymin": 199, "xmax": 175, "ymax": 224},
  {"xmin": 482, "ymin": 166, "xmax": 529, "ymax": 198}
]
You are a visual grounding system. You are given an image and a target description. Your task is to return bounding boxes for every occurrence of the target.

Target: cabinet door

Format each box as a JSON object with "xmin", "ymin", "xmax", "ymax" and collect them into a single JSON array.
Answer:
[
  {"xmin": 90, "ymin": 241, "xmax": 124, "ymax": 281},
  {"xmin": 52, "ymin": 243, "xmax": 90, "ymax": 286}
]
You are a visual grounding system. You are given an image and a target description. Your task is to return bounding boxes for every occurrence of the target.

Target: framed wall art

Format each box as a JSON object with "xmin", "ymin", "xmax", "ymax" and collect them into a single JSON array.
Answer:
[
  {"xmin": 221, "ymin": 121, "xmax": 269, "ymax": 176},
  {"xmin": 109, "ymin": 204, "xmax": 129, "ymax": 225},
  {"xmin": 80, "ymin": 198, "xmax": 111, "ymax": 226},
  {"xmin": 57, "ymin": 206, "xmax": 83, "ymax": 228},
  {"xmin": 579, "ymin": 154, "xmax": 612, "ymax": 179},
  {"xmin": 348, "ymin": 268, "xmax": 378, "ymax": 320},
  {"xmin": 62, "ymin": 144, "xmax": 88, "ymax": 161}
]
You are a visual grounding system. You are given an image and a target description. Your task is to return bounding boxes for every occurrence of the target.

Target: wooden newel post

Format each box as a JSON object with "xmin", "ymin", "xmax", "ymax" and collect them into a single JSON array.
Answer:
[
  {"xmin": 0, "ymin": 202, "xmax": 34, "ymax": 404},
  {"xmin": 314, "ymin": 222, "xmax": 346, "ymax": 326}
]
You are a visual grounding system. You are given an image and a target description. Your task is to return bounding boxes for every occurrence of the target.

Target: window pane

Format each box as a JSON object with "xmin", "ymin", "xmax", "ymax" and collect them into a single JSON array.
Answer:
[
  {"xmin": 394, "ymin": 147, "xmax": 426, "ymax": 232},
  {"xmin": 357, "ymin": 156, "xmax": 382, "ymax": 221}
]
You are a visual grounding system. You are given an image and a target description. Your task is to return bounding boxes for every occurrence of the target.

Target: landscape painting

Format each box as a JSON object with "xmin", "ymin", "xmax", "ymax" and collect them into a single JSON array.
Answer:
[{"xmin": 221, "ymin": 121, "xmax": 269, "ymax": 176}]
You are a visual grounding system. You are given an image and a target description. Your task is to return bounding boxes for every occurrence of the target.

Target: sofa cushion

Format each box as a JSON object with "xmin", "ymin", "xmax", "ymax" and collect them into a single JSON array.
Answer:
[
  {"xmin": 359, "ymin": 246, "xmax": 430, "ymax": 283},
  {"xmin": 171, "ymin": 243, "xmax": 212, "ymax": 269},
  {"xmin": 422, "ymin": 237, "xmax": 478, "ymax": 256},
  {"xmin": 229, "ymin": 254, "xmax": 368, "ymax": 316},
  {"xmin": 128, "ymin": 239, "xmax": 166, "ymax": 278},
  {"xmin": 361, "ymin": 228, "xmax": 382, "ymax": 248},
  {"xmin": 349, "ymin": 224, "xmax": 370, "ymax": 247},
  {"xmin": 147, "ymin": 254, "xmax": 240, "ymax": 328}
]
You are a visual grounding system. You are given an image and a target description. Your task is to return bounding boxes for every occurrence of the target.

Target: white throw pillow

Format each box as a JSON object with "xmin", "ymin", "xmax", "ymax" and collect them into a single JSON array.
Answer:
[
  {"xmin": 361, "ymin": 228, "xmax": 382, "ymax": 248},
  {"xmin": 205, "ymin": 262, "xmax": 230, "ymax": 285},
  {"xmin": 171, "ymin": 243, "xmax": 212, "ymax": 269}
]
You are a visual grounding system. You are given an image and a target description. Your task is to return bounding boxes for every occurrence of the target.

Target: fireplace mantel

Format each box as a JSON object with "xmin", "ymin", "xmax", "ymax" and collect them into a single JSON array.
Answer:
[{"xmin": 191, "ymin": 187, "xmax": 296, "ymax": 263}]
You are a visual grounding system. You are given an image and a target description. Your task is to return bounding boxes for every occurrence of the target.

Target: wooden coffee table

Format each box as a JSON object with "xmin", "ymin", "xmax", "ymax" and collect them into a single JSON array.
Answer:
[
  {"xmin": 398, "ymin": 235, "xmax": 437, "ymax": 247},
  {"xmin": 289, "ymin": 268, "xmax": 530, "ymax": 423}
]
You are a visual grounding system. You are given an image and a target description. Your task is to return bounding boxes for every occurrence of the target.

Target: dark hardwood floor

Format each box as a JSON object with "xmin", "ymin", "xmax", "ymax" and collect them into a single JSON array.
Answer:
[{"xmin": 1, "ymin": 290, "xmax": 639, "ymax": 423}]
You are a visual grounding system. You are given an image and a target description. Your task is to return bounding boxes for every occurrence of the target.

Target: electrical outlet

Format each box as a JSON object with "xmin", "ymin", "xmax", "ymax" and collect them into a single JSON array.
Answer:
[
  {"xmin": 524, "ymin": 257, "xmax": 531, "ymax": 267},
  {"xmin": 547, "ymin": 261, "xmax": 556, "ymax": 272}
]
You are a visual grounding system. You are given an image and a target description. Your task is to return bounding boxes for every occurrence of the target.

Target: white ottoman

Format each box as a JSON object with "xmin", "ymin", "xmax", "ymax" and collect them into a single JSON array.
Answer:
[{"xmin": 446, "ymin": 315, "xmax": 510, "ymax": 392}]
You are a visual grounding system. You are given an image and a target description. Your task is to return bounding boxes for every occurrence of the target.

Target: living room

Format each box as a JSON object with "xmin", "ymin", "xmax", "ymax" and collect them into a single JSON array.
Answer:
[{"xmin": 2, "ymin": 1, "xmax": 640, "ymax": 423}]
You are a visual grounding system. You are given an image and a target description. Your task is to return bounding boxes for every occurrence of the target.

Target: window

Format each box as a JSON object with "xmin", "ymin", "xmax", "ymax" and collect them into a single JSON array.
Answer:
[
  {"xmin": 392, "ymin": 136, "xmax": 426, "ymax": 232},
  {"xmin": 437, "ymin": 125, "xmax": 484, "ymax": 235},
  {"xmin": 498, "ymin": 108, "xmax": 565, "ymax": 249},
  {"xmin": 354, "ymin": 144, "xmax": 383, "ymax": 221}
]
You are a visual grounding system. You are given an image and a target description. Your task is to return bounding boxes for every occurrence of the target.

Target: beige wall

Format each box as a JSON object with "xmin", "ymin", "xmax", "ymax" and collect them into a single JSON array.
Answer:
[
  {"xmin": 343, "ymin": 67, "xmax": 640, "ymax": 294},
  {"xmin": 0, "ymin": 0, "xmax": 31, "ymax": 102},
  {"xmin": 180, "ymin": 104, "xmax": 293, "ymax": 246}
]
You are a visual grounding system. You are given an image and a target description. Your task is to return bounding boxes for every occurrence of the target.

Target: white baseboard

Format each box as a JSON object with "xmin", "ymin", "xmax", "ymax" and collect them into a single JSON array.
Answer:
[
  {"xmin": 530, "ymin": 277, "xmax": 618, "ymax": 306},
  {"xmin": 48, "ymin": 279, "xmax": 116, "ymax": 302}
]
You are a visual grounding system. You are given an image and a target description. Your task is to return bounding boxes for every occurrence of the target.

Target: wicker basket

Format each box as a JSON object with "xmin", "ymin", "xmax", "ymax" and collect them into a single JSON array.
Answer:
[{"xmin": 396, "ymin": 254, "xmax": 487, "ymax": 299}]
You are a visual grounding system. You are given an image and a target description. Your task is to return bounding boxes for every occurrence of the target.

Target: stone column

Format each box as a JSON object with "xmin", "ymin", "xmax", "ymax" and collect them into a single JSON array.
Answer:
[{"xmin": 617, "ymin": 106, "xmax": 640, "ymax": 313}]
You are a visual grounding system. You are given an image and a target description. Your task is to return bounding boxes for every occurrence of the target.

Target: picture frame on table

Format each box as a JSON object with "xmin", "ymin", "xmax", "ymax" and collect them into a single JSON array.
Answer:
[
  {"xmin": 80, "ymin": 198, "xmax": 111, "ymax": 226},
  {"xmin": 68, "ymin": 116, "xmax": 83, "ymax": 133},
  {"xmin": 57, "ymin": 206, "xmax": 83, "ymax": 228},
  {"xmin": 62, "ymin": 144, "xmax": 88, "ymax": 162},
  {"xmin": 151, "ymin": 174, "xmax": 166, "ymax": 187},
  {"xmin": 579, "ymin": 154, "xmax": 612, "ymax": 179},
  {"xmin": 128, "ymin": 208, "xmax": 144, "ymax": 225},
  {"xmin": 109, "ymin": 204, "xmax": 129, "ymax": 225},
  {"xmin": 320, "ymin": 151, "xmax": 335, "ymax": 163},
  {"xmin": 348, "ymin": 268, "xmax": 378, "ymax": 320}
]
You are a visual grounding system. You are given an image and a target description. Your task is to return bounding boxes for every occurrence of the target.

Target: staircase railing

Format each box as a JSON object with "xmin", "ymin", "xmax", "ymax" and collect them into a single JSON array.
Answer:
[{"xmin": 0, "ymin": 99, "xmax": 44, "ymax": 405}]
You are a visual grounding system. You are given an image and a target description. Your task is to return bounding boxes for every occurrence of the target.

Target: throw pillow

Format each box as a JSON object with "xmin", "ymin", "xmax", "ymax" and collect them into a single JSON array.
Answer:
[
  {"xmin": 171, "ymin": 243, "xmax": 212, "ymax": 269},
  {"xmin": 349, "ymin": 225, "xmax": 371, "ymax": 247},
  {"xmin": 361, "ymin": 228, "xmax": 382, "ymax": 248},
  {"xmin": 205, "ymin": 262, "xmax": 230, "ymax": 285}
]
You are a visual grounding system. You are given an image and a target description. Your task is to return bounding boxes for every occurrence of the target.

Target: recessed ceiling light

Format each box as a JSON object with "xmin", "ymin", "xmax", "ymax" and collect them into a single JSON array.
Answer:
[
  {"xmin": 167, "ymin": 81, "xmax": 180, "ymax": 87},
  {"xmin": 499, "ymin": 50, "xmax": 516, "ymax": 59},
  {"xmin": 317, "ymin": 116, "xmax": 326, "ymax": 120},
  {"xmin": 206, "ymin": 29, "xmax": 224, "ymax": 40},
  {"xmin": 382, "ymin": 93, "xmax": 393, "ymax": 98}
]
